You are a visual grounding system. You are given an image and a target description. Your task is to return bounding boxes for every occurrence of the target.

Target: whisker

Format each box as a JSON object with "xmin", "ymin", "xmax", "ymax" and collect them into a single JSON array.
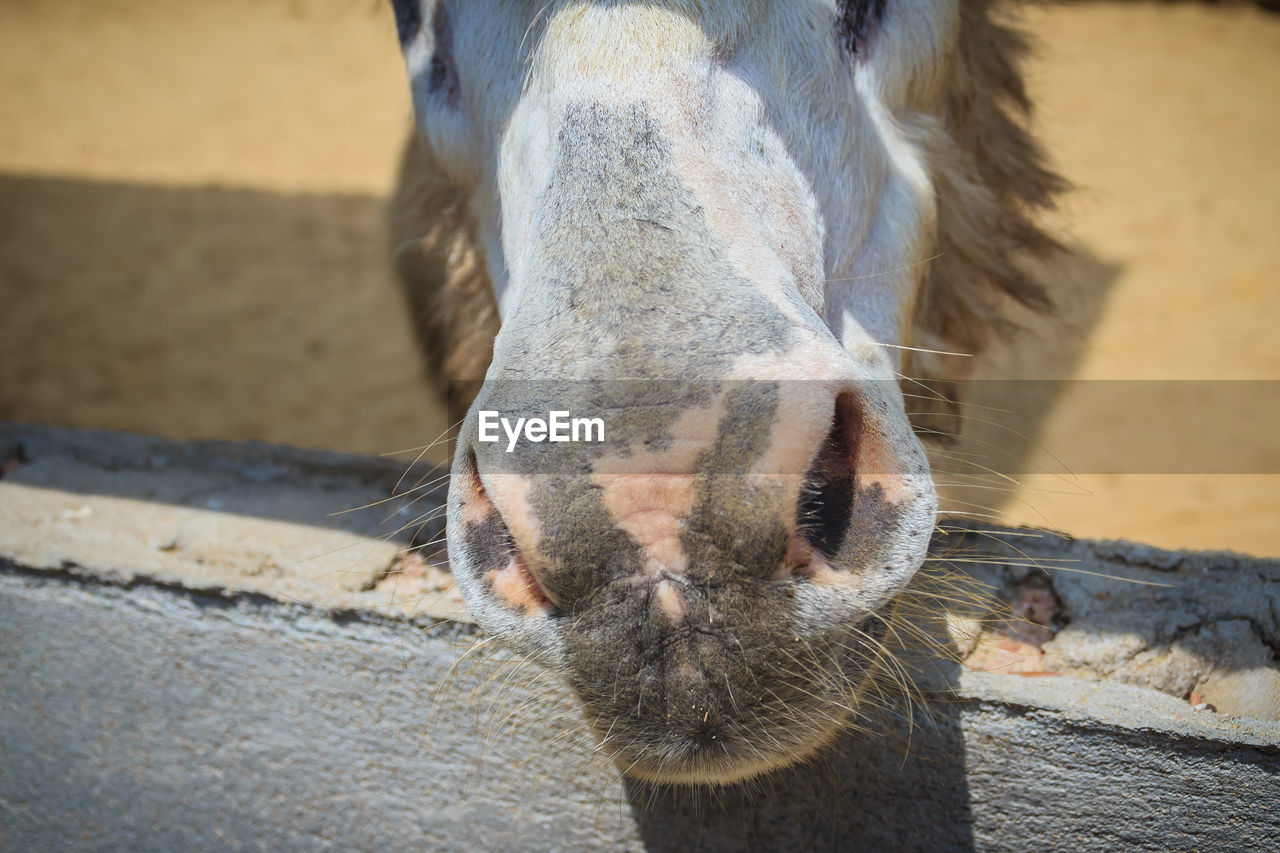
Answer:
[{"xmin": 824, "ymin": 252, "xmax": 946, "ymax": 283}]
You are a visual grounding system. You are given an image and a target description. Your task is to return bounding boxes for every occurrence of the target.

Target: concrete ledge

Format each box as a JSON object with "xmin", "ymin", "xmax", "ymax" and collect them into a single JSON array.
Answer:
[
  {"xmin": 0, "ymin": 423, "xmax": 461, "ymax": 620},
  {"xmin": 1, "ymin": 424, "xmax": 1277, "ymax": 851}
]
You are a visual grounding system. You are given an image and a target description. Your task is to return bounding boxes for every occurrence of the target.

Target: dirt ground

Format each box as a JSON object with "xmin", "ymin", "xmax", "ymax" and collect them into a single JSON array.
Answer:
[{"xmin": 1, "ymin": 1, "xmax": 1277, "ymax": 555}]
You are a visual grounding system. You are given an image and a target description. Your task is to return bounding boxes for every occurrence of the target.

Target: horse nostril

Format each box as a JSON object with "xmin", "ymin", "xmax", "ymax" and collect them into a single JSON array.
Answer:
[{"xmin": 795, "ymin": 391, "xmax": 861, "ymax": 559}]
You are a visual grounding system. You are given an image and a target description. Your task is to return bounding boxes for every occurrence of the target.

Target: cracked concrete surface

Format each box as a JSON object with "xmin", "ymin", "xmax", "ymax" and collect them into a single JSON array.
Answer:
[
  {"xmin": 0, "ymin": 422, "xmax": 462, "ymax": 621},
  {"xmin": 949, "ymin": 528, "xmax": 1280, "ymax": 720},
  {"xmin": 1, "ymin": 423, "xmax": 1277, "ymax": 851}
]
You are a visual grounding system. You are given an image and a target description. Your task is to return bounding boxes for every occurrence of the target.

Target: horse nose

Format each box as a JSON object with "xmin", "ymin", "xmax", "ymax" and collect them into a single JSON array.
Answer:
[{"xmin": 453, "ymin": 372, "xmax": 933, "ymax": 617}]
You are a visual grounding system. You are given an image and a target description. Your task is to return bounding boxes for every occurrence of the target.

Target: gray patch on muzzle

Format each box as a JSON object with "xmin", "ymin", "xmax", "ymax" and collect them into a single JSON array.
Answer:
[
  {"xmin": 490, "ymin": 99, "xmax": 796, "ymax": 382},
  {"xmin": 468, "ymin": 101, "xmax": 807, "ymax": 602}
]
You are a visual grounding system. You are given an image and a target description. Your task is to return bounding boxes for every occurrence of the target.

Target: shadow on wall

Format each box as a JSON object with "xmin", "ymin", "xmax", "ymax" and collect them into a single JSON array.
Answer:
[
  {"xmin": 0, "ymin": 174, "xmax": 445, "ymax": 458},
  {"xmin": 929, "ymin": 245, "xmax": 1122, "ymax": 513},
  {"xmin": 0, "ymin": 169, "xmax": 1129, "ymax": 520},
  {"xmin": 0, "ymin": 175, "xmax": 1127, "ymax": 521}
]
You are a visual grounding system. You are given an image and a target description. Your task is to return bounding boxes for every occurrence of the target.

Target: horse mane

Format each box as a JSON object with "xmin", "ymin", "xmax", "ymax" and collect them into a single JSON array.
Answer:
[
  {"xmin": 390, "ymin": 133, "xmax": 498, "ymax": 419},
  {"xmin": 905, "ymin": 0, "xmax": 1066, "ymax": 434},
  {"xmin": 389, "ymin": 0, "xmax": 1064, "ymax": 425}
]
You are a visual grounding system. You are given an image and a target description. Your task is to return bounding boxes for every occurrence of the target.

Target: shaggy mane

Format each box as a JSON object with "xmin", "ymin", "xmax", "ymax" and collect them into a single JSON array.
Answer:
[
  {"xmin": 905, "ymin": 0, "xmax": 1066, "ymax": 434},
  {"xmin": 390, "ymin": 133, "xmax": 499, "ymax": 419}
]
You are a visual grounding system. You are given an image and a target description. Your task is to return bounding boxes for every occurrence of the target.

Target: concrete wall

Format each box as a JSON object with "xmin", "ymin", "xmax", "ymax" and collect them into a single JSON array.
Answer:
[{"xmin": 1, "ymin": 424, "xmax": 1277, "ymax": 852}]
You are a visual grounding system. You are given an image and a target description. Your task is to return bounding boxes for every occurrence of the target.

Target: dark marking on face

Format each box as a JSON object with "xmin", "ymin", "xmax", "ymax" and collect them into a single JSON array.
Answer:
[
  {"xmin": 837, "ymin": 0, "xmax": 887, "ymax": 56},
  {"xmin": 462, "ymin": 510, "xmax": 511, "ymax": 576},
  {"xmin": 427, "ymin": 3, "xmax": 460, "ymax": 108},
  {"xmin": 840, "ymin": 481, "xmax": 907, "ymax": 568},
  {"xmin": 680, "ymin": 382, "xmax": 791, "ymax": 579},
  {"xmin": 390, "ymin": 0, "xmax": 422, "ymax": 47}
]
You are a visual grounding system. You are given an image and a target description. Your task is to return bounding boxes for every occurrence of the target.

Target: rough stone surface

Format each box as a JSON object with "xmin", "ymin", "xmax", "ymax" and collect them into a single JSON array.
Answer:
[
  {"xmin": 943, "ymin": 524, "xmax": 1280, "ymax": 720},
  {"xmin": 0, "ymin": 422, "xmax": 462, "ymax": 620},
  {"xmin": 1, "ymin": 424, "xmax": 1278, "ymax": 851}
]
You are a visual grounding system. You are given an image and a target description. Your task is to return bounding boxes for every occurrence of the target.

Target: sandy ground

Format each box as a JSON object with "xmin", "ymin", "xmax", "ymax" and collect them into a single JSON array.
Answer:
[{"xmin": 0, "ymin": 1, "xmax": 1277, "ymax": 554}]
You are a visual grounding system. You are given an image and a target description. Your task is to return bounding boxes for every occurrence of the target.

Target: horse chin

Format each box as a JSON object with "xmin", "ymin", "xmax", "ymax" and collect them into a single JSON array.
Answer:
[{"xmin": 601, "ymin": 710, "xmax": 852, "ymax": 787}]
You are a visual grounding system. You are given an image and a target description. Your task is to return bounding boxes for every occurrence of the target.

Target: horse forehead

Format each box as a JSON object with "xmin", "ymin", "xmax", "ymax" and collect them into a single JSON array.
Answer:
[
  {"xmin": 530, "ymin": 3, "xmax": 755, "ymax": 72},
  {"xmin": 520, "ymin": 3, "xmax": 848, "ymax": 104}
]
